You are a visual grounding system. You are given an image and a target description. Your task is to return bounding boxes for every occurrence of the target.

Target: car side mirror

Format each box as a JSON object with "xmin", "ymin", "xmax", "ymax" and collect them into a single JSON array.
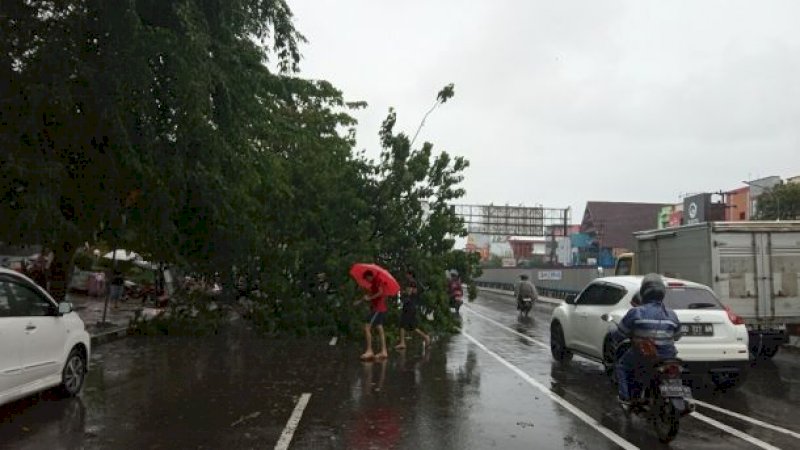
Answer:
[
  {"xmin": 58, "ymin": 302, "xmax": 73, "ymax": 315},
  {"xmin": 565, "ymin": 294, "xmax": 577, "ymax": 305},
  {"xmin": 601, "ymin": 313, "xmax": 611, "ymax": 322}
]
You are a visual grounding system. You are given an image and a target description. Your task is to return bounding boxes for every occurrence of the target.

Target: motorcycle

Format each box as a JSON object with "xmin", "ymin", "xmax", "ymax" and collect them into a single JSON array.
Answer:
[
  {"xmin": 601, "ymin": 314, "xmax": 694, "ymax": 443},
  {"xmin": 518, "ymin": 296, "xmax": 533, "ymax": 318}
]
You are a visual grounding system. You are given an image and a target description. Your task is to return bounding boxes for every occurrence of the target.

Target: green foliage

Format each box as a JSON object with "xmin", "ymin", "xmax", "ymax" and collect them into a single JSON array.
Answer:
[
  {"xmin": 756, "ymin": 183, "xmax": 800, "ymax": 220},
  {"xmin": 0, "ymin": 1, "xmax": 471, "ymax": 337}
]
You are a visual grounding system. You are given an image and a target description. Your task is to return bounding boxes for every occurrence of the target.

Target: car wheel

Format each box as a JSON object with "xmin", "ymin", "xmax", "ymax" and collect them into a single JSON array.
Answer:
[
  {"xmin": 603, "ymin": 339, "xmax": 616, "ymax": 380},
  {"xmin": 59, "ymin": 347, "xmax": 87, "ymax": 397},
  {"xmin": 551, "ymin": 322, "xmax": 573, "ymax": 363}
]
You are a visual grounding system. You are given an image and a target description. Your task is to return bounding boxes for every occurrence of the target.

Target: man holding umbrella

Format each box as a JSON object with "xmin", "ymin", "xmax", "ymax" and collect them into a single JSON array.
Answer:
[{"xmin": 359, "ymin": 270, "xmax": 389, "ymax": 360}]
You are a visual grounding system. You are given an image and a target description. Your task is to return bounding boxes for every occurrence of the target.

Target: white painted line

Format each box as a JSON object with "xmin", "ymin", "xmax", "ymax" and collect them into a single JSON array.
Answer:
[
  {"xmin": 691, "ymin": 399, "xmax": 800, "ymax": 440},
  {"xmin": 463, "ymin": 331, "xmax": 639, "ymax": 450},
  {"xmin": 274, "ymin": 393, "xmax": 312, "ymax": 450},
  {"xmin": 329, "ymin": 336, "xmax": 338, "ymax": 346},
  {"xmin": 471, "ymin": 291, "xmax": 793, "ymax": 447},
  {"xmin": 690, "ymin": 412, "xmax": 781, "ymax": 450},
  {"xmin": 463, "ymin": 305, "xmax": 549, "ymax": 349}
]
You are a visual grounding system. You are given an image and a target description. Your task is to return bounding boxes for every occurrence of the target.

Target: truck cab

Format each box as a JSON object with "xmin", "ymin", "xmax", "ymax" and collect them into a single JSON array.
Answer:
[{"xmin": 614, "ymin": 252, "xmax": 636, "ymax": 276}]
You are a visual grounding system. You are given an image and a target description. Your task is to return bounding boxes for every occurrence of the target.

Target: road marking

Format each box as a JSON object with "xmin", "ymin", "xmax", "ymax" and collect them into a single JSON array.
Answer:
[
  {"xmin": 274, "ymin": 393, "xmax": 312, "ymax": 450},
  {"xmin": 467, "ymin": 302, "xmax": 795, "ymax": 447},
  {"xmin": 329, "ymin": 336, "xmax": 338, "ymax": 346},
  {"xmin": 463, "ymin": 304, "xmax": 549, "ymax": 349},
  {"xmin": 691, "ymin": 399, "xmax": 800, "ymax": 440},
  {"xmin": 690, "ymin": 412, "xmax": 781, "ymax": 450},
  {"xmin": 463, "ymin": 331, "xmax": 639, "ymax": 450}
]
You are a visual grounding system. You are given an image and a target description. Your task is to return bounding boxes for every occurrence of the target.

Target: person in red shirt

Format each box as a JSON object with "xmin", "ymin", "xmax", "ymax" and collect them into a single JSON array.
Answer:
[{"xmin": 360, "ymin": 270, "xmax": 389, "ymax": 360}]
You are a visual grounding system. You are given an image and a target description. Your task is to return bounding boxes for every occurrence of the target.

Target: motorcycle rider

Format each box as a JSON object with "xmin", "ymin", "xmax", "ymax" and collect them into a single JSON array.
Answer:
[
  {"xmin": 514, "ymin": 274, "xmax": 538, "ymax": 311},
  {"xmin": 614, "ymin": 273, "xmax": 681, "ymax": 406}
]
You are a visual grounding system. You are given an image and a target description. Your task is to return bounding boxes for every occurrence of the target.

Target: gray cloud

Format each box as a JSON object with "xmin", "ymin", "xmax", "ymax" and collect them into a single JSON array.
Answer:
[{"xmin": 290, "ymin": 0, "xmax": 800, "ymax": 220}]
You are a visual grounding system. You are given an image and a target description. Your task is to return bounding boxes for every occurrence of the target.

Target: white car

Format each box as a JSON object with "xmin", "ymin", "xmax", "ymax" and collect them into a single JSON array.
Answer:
[
  {"xmin": 0, "ymin": 268, "xmax": 91, "ymax": 406},
  {"xmin": 550, "ymin": 276, "xmax": 750, "ymax": 389}
]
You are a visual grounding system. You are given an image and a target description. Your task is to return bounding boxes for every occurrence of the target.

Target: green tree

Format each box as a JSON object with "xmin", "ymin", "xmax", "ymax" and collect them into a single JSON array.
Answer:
[
  {"xmin": 756, "ymin": 183, "xmax": 800, "ymax": 220},
  {"xmin": 0, "ymin": 0, "xmax": 305, "ymax": 299}
]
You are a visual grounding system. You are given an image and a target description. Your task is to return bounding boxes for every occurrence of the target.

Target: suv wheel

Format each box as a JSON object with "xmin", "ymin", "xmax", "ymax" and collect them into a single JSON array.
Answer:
[
  {"xmin": 603, "ymin": 338, "xmax": 616, "ymax": 380},
  {"xmin": 59, "ymin": 347, "xmax": 87, "ymax": 397},
  {"xmin": 551, "ymin": 322, "xmax": 573, "ymax": 363}
]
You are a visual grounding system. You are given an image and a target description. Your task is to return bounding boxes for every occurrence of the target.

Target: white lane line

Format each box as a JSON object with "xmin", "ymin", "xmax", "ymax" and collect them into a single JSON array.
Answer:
[
  {"xmin": 463, "ymin": 331, "xmax": 639, "ymax": 450},
  {"xmin": 329, "ymin": 336, "xmax": 338, "ymax": 346},
  {"xmin": 692, "ymin": 399, "xmax": 800, "ymax": 440},
  {"xmin": 690, "ymin": 412, "xmax": 781, "ymax": 450},
  {"xmin": 274, "ymin": 393, "xmax": 312, "ymax": 450},
  {"xmin": 463, "ymin": 305, "xmax": 548, "ymax": 349},
  {"xmin": 467, "ymin": 303, "xmax": 796, "ymax": 446}
]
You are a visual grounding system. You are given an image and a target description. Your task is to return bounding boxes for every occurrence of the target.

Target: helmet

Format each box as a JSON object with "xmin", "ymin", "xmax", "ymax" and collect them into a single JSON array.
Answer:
[{"xmin": 640, "ymin": 273, "xmax": 666, "ymax": 303}]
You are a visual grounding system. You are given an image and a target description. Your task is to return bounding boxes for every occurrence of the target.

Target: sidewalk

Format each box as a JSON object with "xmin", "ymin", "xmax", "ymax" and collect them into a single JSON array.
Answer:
[{"xmin": 66, "ymin": 292, "xmax": 141, "ymax": 345}]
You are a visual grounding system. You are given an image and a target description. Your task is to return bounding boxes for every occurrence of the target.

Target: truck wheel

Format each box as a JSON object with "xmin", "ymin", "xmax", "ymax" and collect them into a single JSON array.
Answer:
[{"xmin": 760, "ymin": 346, "xmax": 779, "ymax": 358}]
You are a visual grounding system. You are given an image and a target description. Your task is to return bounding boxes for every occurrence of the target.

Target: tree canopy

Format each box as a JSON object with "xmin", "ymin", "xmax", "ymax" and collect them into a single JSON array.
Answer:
[
  {"xmin": 756, "ymin": 183, "xmax": 800, "ymax": 220},
  {"xmin": 0, "ymin": 0, "xmax": 476, "ymax": 335}
]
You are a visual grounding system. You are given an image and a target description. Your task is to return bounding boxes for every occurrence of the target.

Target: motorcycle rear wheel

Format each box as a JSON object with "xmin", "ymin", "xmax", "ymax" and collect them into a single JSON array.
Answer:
[{"xmin": 652, "ymin": 396, "xmax": 680, "ymax": 443}]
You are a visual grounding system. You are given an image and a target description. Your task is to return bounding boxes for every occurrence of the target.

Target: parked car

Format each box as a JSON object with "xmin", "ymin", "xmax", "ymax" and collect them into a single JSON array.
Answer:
[
  {"xmin": 550, "ymin": 276, "xmax": 750, "ymax": 389},
  {"xmin": 0, "ymin": 268, "xmax": 91, "ymax": 406}
]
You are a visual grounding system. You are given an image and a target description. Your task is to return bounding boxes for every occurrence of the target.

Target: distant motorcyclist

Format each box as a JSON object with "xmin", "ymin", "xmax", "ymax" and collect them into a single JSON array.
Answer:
[
  {"xmin": 614, "ymin": 273, "xmax": 681, "ymax": 405},
  {"xmin": 514, "ymin": 274, "xmax": 539, "ymax": 311}
]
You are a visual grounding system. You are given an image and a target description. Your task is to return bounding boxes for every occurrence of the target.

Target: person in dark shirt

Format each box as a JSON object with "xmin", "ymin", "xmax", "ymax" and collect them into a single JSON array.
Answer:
[{"xmin": 396, "ymin": 271, "xmax": 431, "ymax": 350}]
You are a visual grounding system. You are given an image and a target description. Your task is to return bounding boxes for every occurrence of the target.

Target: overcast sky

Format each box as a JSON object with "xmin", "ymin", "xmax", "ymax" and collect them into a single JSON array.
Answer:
[{"xmin": 290, "ymin": 0, "xmax": 800, "ymax": 222}]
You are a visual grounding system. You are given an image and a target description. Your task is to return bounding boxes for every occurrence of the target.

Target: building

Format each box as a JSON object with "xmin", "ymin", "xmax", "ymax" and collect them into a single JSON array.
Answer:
[
  {"xmin": 725, "ymin": 186, "xmax": 750, "ymax": 221},
  {"xmin": 787, "ymin": 175, "xmax": 800, "ymax": 185},
  {"xmin": 580, "ymin": 201, "xmax": 671, "ymax": 266}
]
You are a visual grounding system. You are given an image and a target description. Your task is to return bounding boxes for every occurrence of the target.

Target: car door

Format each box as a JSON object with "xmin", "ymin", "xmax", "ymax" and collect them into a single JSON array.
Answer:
[
  {"xmin": 0, "ymin": 283, "xmax": 26, "ymax": 396},
  {"xmin": 0, "ymin": 275, "xmax": 67, "ymax": 386},
  {"xmin": 581, "ymin": 284, "xmax": 629, "ymax": 358},
  {"xmin": 570, "ymin": 282, "xmax": 607, "ymax": 354}
]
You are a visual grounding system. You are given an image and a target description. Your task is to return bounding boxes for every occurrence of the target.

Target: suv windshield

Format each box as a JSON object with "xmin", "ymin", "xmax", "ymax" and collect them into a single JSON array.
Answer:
[{"xmin": 664, "ymin": 287, "xmax": 723, "ymax": 310}]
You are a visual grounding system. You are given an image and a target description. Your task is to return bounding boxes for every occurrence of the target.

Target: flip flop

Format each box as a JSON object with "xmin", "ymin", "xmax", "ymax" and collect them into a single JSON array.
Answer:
[{"xmin": 360, "ymin": 353, "xmax": 375, "ymax": 361}]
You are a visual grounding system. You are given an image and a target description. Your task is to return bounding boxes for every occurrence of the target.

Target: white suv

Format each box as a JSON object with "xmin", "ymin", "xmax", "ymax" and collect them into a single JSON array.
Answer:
[
  {"xmin": 0, "ymin": 268, "xmax": 91, "ymax": 406},
  {"xmin": 550, "ymin": 276, "xmax": 750, "ymax": 389}
]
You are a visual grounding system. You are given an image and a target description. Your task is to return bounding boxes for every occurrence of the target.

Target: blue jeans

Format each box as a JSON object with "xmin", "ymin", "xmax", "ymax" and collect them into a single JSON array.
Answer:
[{"xmin": 616, "ymin": 349, "xmax": 646, "ymax": 401}]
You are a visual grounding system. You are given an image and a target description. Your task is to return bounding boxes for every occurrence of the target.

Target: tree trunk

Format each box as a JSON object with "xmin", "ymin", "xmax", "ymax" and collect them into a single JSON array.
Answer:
[{"xmin": 48, "ymin": 240, "xmax": 77, "ymax": 303}]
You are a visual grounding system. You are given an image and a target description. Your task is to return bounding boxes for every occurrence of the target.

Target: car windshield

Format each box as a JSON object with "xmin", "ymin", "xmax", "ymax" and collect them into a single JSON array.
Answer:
[{"xmin": 664, "ymin": 287, "xmax": 723, "ymax": 310}]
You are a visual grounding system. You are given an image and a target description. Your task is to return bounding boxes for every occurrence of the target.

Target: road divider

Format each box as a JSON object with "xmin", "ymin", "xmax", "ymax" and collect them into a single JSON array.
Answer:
[
  {"xmin": 274, "ymin": 393, "xmax": 311, "ymax": 450},
  {"xmin": 463, "ymin": 331, "xmax": 639, "ymax": 450}
]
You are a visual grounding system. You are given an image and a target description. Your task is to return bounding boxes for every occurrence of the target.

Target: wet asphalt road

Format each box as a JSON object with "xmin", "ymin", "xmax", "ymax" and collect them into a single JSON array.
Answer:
[{"xmin": 1, "ymin": 291, "xmax": 799, "ymax": 449}]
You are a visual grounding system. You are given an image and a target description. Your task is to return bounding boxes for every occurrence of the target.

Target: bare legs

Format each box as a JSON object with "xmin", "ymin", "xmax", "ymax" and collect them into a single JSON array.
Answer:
[
  {"xmin": 396, "ymin": 327, "xmax": 431, "ymax": 350},
  {"xmin": 361, "ymin": 324, "xmax": 388, "ymax": 360}
]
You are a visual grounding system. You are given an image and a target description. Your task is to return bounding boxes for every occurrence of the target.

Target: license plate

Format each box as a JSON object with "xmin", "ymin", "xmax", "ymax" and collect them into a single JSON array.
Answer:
[
  {"xmin": 660, "ymin": 380, "xmax": 692, "ymax": 398},
  {"xmin": 680, "ymin": 323, "xmax": 714, "ymax": 336}
]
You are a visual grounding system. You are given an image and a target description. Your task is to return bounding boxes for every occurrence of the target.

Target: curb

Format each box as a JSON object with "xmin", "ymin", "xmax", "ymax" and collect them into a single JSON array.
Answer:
[
  {"xmin": 478, "ymin": 287, "xmax": 562, "ymax": 306},
  {"xmin": 90, "ymin": 326, "xmax": 129, "ymax": 347}
]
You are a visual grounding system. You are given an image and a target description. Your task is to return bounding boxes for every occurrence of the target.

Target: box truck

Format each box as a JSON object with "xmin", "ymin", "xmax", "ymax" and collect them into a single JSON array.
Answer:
[{"xmin": 615, "ymin": 221, "xmax": 800, "ymax": 358}]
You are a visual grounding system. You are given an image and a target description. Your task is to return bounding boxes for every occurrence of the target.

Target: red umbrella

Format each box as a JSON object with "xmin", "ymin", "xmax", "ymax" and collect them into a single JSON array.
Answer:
[{"xmin": 349, "ymin": 263, "xmax": 401, "ymax": 296}]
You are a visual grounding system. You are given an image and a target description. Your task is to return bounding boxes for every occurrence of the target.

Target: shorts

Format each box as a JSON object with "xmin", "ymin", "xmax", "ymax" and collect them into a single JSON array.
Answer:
[
  {"xmin": 365, "ymin": 311, "xmax": 386, "ymax": 327},
  {"xmin": 400, "ymin": 307, "xmax": 418, "ymax": 331}
]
